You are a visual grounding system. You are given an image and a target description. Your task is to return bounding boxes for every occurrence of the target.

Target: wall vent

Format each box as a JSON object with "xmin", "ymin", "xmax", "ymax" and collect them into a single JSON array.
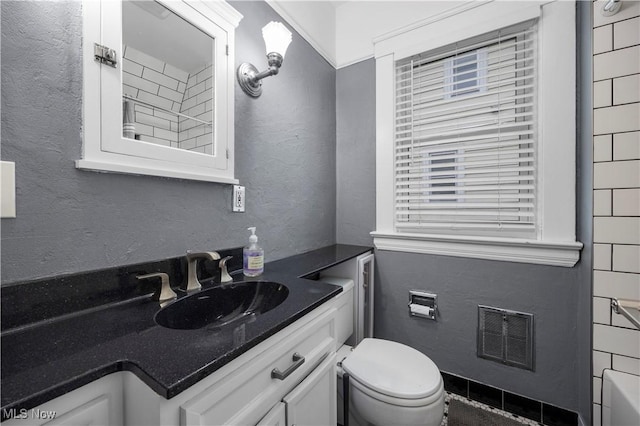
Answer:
[{"xmin": 477, "ymin": 305, "xmax": 534, "ymax": 371}]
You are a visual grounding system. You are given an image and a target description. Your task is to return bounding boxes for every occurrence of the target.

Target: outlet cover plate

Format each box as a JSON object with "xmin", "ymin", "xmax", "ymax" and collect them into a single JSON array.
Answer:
[{"xmin": 232, "ymin": 185, "xmax": 245, "ymax": 212}]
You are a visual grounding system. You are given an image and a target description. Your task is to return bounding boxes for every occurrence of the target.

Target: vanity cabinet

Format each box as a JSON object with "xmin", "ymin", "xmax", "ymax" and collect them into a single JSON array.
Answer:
[
  {"xmin": 122, "ymin": 295, "xmax": 341, "ymax": 426},
  {"xmin": 1, "ymin": 373, "xmax": 124, "ymax": 426},
  {"xmin": 2, "ymin": 298, "xmax": 338, "ymax": 426},
  {"xmin": 128, "ymin": 295, "xmax": 339, "ymax": 426},
  {"xmin": 3, "ymin": 299, "xmax": 338, "ymax": 426}
]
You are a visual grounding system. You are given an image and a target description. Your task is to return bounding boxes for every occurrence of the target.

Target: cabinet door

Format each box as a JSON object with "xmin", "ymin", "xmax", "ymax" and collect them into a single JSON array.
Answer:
[
  {"xmin": 256, "ymin": 403, "xmax": 286, "ymax": 426},
  {"xmin": 283, "ymin": 353, "xmax": 336, "ymax": 426},
  {"xmin": 1, "ymin": 373, "xmax": 123, "ymax": 426},
  {"xmin": 43, "ymin": 396, "xmax": 110, "ymax": 426}
]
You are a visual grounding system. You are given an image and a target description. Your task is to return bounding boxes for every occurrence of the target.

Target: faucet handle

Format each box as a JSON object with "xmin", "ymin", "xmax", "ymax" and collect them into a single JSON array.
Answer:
[
  {"xmin": 219, "ymin": 256, "xmax": 233, "ymax": 283},
  {"xmin": 138, "ymin": 272, "xmax": 177, "ymax": 304}
]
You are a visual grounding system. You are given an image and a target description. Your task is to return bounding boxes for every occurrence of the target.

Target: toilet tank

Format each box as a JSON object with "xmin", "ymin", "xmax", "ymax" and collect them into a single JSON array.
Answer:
[
  {"xmin": 602, "ymin": 369, "xmax": 640, "ymax": 426},
  {"xmin": 318, "ymin": 277, "xmax": 354, "ymax": 346}
]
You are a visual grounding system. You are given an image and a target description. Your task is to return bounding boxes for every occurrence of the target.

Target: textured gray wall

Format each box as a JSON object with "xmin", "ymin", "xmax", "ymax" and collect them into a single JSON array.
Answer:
[
  {"xmin": 336, "ymin": 59, "xmax": 376, "ymax": 247},
  {"xmin": 335, "ymin": 20, "xmax": 592, "ymax": 417},
  {"xmin": 0, "ymin": 0, "xmax": 336, "ymax": 283},
  {"xmin": 373, "ymin": 253, "xmax": 585, "ymax": 411}
]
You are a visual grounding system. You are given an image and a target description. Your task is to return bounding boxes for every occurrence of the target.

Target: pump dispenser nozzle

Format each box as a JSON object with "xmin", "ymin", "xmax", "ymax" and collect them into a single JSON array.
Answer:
[{"xmin": 247, "ymin": 227, "xmax": 258, "ymax": 243}]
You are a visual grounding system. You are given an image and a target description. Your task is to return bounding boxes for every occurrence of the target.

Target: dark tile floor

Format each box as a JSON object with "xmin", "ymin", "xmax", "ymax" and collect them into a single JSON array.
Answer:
[{"xmin": 441, "ymin": 372, "xmax": 579, "ymax": 426}]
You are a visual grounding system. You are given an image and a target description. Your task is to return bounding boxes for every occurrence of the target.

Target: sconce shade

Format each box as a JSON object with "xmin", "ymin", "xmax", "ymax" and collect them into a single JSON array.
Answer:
[
  {"xmin": 262, "ymin": 21, "xmax": 292, "ymax": 58},
  {"xmin": 237, "ymin": 21, "xmax": 292, "ymax": 98}
]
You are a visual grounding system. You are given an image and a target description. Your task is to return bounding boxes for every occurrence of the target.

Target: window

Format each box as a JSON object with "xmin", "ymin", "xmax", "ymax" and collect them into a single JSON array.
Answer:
[
  {"xmin": 78, "ymin": 0, "xmax": 242, "ymax": 184},
  {"xmin": 372, "ymin": 1, "xmax": 582, "ymax": 266},
  {"xmin": 395, "ymin": 23, "xmax": 536, "ymax": 238}
]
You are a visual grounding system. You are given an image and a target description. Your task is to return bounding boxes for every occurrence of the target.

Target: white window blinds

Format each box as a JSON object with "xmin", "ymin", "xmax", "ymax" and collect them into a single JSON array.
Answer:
[{"xmin": 394, "ymin": 21, "xmax": 538, "ymax": 236}]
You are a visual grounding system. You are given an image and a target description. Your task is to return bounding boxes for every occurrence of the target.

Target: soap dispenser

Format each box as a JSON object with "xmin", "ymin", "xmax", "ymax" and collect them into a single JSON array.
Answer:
[{"xmin": 243, "ymin": 227, "xmax": 264, "ymax": 277}]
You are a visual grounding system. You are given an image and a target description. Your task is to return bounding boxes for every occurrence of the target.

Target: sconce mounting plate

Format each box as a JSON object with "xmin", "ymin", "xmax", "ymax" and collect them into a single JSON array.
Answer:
[{"xmin": 237, "ymin": 63, "xmax": 262, "ymax": 98}]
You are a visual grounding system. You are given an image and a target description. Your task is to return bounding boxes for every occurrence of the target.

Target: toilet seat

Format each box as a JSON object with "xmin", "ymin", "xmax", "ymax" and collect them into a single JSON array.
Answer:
[
  {"xmin": 348, "ymin": 374, "xmax": 444, "ymax": 408},
  {"xmin": 342, "ymin": 338, "xmax": 442, "ymax": 401}
]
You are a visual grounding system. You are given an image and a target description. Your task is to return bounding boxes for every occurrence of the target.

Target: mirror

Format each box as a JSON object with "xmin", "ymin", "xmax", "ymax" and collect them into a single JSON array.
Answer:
[{"xmin": 121, "ymin": 1, "xmax": 214, "ymax": 155}]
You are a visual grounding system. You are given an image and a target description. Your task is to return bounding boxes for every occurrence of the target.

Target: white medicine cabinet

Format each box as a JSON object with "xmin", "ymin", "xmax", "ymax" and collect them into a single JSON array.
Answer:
[{"xmin": 78, "ymin": 0, "xmax": 242, "ymax": 183}]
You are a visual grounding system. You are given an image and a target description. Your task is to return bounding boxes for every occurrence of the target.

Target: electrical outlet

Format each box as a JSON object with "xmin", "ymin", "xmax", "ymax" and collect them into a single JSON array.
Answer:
[{"xmin": 232, "ymin": 185, "xmax": 245, "ymax": 212}]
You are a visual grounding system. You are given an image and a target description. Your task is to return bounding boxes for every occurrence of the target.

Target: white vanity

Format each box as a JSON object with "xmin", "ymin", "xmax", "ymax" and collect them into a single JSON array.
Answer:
[
  {"xmin": 1, "ymin": 246, "xmax": 376, "ymax": 426},
  {"xmin": 2, "ymin": 291, "xmax": 340, "ymax": 426}
]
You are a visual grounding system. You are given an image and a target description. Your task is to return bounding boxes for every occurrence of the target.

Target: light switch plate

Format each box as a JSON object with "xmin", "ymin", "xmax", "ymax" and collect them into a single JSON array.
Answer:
[
  {"xmin": 1, "ymin": 161, "xmax": 16, "ymax": 218},
  {"xmin": 232, "ymin": 185, "xmax": 245, "ymax": 212}
]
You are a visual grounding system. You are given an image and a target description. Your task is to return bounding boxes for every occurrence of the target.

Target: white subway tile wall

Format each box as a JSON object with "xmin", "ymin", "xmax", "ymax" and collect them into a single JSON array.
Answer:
[
  {"xmin": 593, "ymin": 134, "xmax": 613, "ymax": 162},
  {"xmin": 613, "ymin": 131, "xmax": 640, "ymax": 160},
  {"xmin": 592, "ymin": 3, "xmax": 640, "ymax": 424},
  {"xmin": 593, "ymin": 243, "xmax": 612, "ymax": 270},
  {"xmin": 612, "ymin": 354, "xmax": 640, "ymax": 376},
  {"xmin": 121, "ymin": 46, "xmax": 213, "ymax": 154},
  {"xmin": 612, "ymin": 74, "xmax": 640, "ymax": 104},
  {"xmin": 593, "ymin": 270, "xmax": 640, "ymax": 299},
  {"xmin": 178, "ymin": 64, "xmax": 214, "ymax": 154},
  {"xmin": 613, "ymin": 188, "xmax": 640, "ymax": 215},
  {"xmin": 593, "ymin": 160, "xmax": 640, "ymax": 189},
  {"xmin": 593, "ymin": 79, "xmax": 612, "ymax": 108},
  {"xmin": 593, "ymin": 350, "xmax": 612, "ymax": 377}
]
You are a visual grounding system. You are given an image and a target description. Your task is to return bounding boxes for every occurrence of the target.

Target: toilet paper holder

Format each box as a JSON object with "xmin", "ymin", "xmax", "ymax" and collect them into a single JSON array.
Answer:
[{"xmin": 408, "ymin": 290, "xmax": 438, "ymax": 321}]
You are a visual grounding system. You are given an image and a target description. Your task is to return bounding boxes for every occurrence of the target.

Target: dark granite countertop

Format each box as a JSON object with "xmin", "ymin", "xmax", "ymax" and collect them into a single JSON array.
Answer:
[{"xmin": 0, "ymin": 244, "xmax": 372, "ymax": 420}]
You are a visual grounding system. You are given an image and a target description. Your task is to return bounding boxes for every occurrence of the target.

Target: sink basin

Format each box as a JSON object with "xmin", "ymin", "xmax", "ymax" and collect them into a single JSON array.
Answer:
[{"xmin": 154, "ymin": 281, "xmax": 289, "ymax": 330}]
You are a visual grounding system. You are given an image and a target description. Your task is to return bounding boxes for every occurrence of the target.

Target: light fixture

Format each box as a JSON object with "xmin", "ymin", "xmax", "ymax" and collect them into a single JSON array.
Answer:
[{"xmin": 237, "ymin": 21, "xmax": 292, "ymax": 98}]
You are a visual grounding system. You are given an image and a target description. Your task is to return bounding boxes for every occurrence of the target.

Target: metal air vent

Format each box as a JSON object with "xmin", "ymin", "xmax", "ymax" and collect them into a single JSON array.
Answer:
[{"xmin": 477, "ymin": 305, "xmax": 534, "ymax": 371}]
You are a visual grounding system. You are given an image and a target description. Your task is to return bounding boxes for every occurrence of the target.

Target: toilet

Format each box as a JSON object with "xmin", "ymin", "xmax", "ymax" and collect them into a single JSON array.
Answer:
[{"xmin": 321, "ymin": 276, "xmax": 445, "ymax": 426}]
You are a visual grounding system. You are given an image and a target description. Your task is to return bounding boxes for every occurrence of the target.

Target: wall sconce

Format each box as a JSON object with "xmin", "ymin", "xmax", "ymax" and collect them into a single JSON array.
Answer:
[{"xmin": 237, "ymin": 21, "xmax": 292, "ymax": 98}]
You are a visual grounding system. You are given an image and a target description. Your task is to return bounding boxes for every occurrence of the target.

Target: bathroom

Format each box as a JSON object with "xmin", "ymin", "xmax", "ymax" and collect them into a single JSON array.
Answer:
[{"xmin": 1, "ymin": 0, "xmax": 638, "ymax": 425}]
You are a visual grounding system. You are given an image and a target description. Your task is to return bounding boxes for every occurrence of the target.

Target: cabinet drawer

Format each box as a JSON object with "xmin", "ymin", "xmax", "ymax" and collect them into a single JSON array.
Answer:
[{"xmin": 180, "ymin": 307, "xmax": 337, "ymax": 426}]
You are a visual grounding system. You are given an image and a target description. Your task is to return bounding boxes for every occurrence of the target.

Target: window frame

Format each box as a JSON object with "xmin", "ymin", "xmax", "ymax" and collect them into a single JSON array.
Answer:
[
  {"xmin": 78, "ymin": 0, "xmax": 242, "ymax": 184},
  {"xmin": 372, "ymin": 0, "xmax": 582, "ymax": 267}
]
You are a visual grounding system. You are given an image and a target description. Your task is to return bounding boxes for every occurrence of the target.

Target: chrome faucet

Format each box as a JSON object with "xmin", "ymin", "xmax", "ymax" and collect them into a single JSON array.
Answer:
[
  {"xmin": 138, "ymin": 272, "xmax": 177, "ymax": 305},
  {"xmin": 185, "ymin": 251, "xmax": 220, "ymax": 292}
]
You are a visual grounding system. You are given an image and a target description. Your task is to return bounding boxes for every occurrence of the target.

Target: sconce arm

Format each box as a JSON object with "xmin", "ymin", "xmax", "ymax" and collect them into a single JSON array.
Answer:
[
  {"xmin": 237, "ymin": 53, "xmax": 285, "ymax": 98},
  {"xmin": 253, "ymin": 66, "xmax": 279, "ymax": 82}
]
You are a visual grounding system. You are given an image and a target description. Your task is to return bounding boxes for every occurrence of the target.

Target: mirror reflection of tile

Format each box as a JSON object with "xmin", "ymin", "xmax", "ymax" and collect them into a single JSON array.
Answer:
[{"xmin": 122, "ymin": 45, "xmax": 213, "ymax": 155}]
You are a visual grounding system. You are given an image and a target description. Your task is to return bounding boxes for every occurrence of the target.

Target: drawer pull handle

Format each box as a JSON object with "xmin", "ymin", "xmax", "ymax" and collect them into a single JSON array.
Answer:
[{"xmin": 271, "ymin": 352, "xmax": 305, "ymax": 380}]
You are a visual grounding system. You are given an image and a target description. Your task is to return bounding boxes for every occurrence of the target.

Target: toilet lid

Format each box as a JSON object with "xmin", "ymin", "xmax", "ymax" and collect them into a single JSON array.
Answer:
[{"xmin": 342, "ymin": 338, "xmax": 441, "ymax": 400}]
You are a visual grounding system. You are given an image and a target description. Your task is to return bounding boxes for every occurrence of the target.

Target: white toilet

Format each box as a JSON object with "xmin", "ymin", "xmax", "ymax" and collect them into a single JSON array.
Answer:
[{"xmin": 321, "ymin": 275, "xmax": 445, "ymax": 426}]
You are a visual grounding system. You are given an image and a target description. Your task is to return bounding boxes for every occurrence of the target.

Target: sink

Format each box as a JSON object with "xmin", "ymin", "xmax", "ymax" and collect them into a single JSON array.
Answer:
[{"xmin": 154, "ymin": 281, "xmax": 289, "ymax": 330}]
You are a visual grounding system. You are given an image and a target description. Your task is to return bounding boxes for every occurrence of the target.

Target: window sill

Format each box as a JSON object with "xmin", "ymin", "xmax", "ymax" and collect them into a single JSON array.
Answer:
[{"xmin": 370, "ymin": 232, "xmax": 583, "ymax": 267}]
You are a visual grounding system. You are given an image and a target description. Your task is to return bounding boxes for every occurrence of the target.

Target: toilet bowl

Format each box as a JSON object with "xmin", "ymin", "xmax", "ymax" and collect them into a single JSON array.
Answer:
[
  {"xmin": 321, "ymin": 269, "xmax": 445, "ymax": 426},
  {"xmin": 342, "ymin": 338, "xmax": 445, "ymax": 426}
]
